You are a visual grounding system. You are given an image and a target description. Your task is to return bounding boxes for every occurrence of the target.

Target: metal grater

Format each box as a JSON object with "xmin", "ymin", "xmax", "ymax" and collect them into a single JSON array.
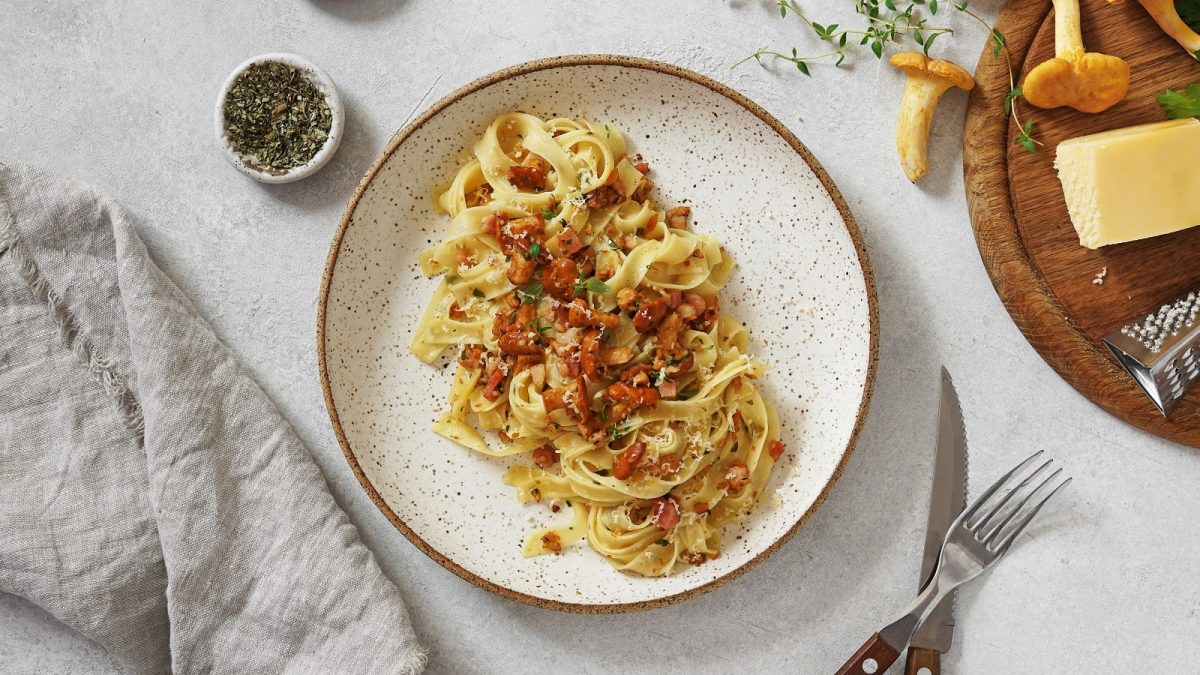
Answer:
[{"xmin": 1102, "ymin": 289, "xmax": 1200, "ymax": 416}]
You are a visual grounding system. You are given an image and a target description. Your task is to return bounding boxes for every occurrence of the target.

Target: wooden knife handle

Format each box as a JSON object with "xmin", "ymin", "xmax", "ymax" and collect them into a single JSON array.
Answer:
[
  {"xmin": 834, "ymin": 632, "xmax": 901, "ymax": 675},
  {"xmin": 904, "ymin": 647, "xmax": 941, "ymax": 675}
]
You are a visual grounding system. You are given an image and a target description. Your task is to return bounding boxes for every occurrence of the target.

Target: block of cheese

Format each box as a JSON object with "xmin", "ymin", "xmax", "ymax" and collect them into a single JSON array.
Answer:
[{"xmin": 1055, "ymin": 118, "xmax": 1200, "ymax": 249}]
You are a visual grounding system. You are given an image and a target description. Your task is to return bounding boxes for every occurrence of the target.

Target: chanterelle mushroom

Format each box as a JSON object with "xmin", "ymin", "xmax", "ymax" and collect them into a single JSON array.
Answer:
[
  {"xmin": 889, "ymin": 52, "xmax": 975, "ymax": 183},
  {"xmin": 1120, "ymin": 0, "xmax": 1200, "ymax": 58},
  {"xmin": 1022, "ymin": 0, "xmax": 1130, "ymax": 112}
]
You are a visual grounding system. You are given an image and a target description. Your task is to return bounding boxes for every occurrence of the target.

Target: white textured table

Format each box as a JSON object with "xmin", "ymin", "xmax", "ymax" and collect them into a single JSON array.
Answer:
[{"xmin": 3, "ymin": 1, "xmax": 1198, "ymax": 672}]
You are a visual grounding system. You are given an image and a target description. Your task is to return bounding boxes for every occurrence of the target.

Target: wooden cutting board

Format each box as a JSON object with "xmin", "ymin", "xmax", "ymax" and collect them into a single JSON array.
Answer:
[{"xmin": 963, "ymin": 0, "xmax": 1200, "ymax": 447}]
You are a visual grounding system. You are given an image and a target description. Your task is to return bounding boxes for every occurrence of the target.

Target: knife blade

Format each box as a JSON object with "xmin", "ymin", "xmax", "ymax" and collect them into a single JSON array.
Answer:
[{"xmin": 904, "ymin": 367, "xmax": 968, "ymax": 675}]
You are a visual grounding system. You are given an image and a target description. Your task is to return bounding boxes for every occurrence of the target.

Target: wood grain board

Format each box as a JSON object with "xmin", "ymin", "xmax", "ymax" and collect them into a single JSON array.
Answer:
[{"xmin": 963, "ymin": 0, "xmax": 1200, "ymax": 446}]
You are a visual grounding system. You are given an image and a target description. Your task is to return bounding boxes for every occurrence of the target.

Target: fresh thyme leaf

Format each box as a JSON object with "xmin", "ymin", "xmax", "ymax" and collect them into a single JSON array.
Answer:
[
  {"xmin": 607, "ymin": 425, "xmax": 625, "ymax": 443},
  {"xmin": 1004, "ymin": 86, "xmax": 1022, "ymax": 114},
  {"xmin": 1015, "ymin": 119, "xmax": 1037, "ymax": 154},
  {"xmin": 739, "ymin": 0, "xmax": 1040, "ymax": 156},
  {"xmin": 922, "ymin": 31, "xmax": 939, "ymax": 55},
  {"xmin": 1157, "ymin": 84, "xmax": 1200, "ymax": 119},
  {"xmin": 585, "ymin": 279, "xmax": 612, "ymax": 294},
  {"xmin": 517, "ymin": 283, "xmax": 543, "ymax": 304},
  {"xmin": 991, "ymin": 28, "xmax": 1006, "ymax": 57},
  {"xmin": 574, "ymin": 277, "xmax": 612, "ymax": 296}
]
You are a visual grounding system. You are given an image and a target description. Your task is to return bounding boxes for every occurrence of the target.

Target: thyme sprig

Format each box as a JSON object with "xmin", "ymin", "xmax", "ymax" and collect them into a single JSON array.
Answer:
[{"xmin": 736, "ymin": 0, "xmax": 1041, "ymax": 153}]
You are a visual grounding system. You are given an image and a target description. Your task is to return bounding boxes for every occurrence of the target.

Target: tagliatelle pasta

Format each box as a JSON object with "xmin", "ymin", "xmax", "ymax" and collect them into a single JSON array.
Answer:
[{"xmin": 411, "ymin": 112, "xmax": 788, "ymax": 576}]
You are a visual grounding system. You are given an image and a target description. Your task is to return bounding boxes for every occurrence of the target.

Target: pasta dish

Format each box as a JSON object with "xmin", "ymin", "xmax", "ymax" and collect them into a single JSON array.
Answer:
[{"xmin": 411, "ymin": 112, "xmax": 787, "ymax": 576}]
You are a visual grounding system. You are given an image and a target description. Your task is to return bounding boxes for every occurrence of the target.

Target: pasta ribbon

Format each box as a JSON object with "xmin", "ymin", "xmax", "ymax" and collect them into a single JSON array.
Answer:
[{"xmin": 411, "ymin": 114, "xmax": 790, "ymax": 576}]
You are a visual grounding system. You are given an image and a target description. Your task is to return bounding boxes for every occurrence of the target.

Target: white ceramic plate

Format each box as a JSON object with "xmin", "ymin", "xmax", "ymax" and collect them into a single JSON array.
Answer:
[{"xmin": 319, "ymin": 56, "xmax": 877, "ymax": 612}]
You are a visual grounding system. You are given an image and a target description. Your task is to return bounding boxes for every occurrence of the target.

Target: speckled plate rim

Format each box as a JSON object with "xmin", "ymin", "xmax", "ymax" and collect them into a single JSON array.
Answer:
[{"xmin": 317, "ymin": 54, "xmax": 879, "ymax": 613}]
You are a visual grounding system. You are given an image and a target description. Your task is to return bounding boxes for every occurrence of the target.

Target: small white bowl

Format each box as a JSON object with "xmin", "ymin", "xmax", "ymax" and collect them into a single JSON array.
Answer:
[{"xmin": 214, "ymin": 52, "xmax": 345, "ymax": 184}]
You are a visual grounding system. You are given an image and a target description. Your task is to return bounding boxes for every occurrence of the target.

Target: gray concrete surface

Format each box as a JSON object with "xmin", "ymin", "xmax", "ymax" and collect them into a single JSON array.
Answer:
[{"xmin": 3, "ymin": 1, "xmax": 1197, "ymax": 672}]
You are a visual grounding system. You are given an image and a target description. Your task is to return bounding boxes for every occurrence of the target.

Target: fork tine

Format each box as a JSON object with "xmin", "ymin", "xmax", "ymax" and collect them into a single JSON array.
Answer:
[
  {"xmin": 971, "ymin": 459, "xmax": 1054, "ymax": 533},
  {"xmin": 961, "ymin": 451, "xmax": 1044, "ymax": 524},
  {"xmin": 989, "ymin": 476, "xmax": 1072, "ymax": 553},
  {"xmin": 981, "ymin": 467, "xmax": 1062, "ymax": 545}
]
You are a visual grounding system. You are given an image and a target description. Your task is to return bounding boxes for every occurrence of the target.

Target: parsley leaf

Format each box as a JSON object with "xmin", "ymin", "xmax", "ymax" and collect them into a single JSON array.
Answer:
[
  {"xmin": 1158, "ymin": 83, "xmax": 1200, "ymax": 119},
  {"xmin": 541, "ymin": 207, "xmax": 557, "ymax": 220}
]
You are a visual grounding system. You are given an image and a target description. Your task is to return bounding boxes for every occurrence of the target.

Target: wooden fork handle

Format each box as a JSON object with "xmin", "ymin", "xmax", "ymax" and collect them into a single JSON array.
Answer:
[
  {"xmin": 904, "ymin": 647, "xmax": 941, "ymax": 675},
  {"xmin": 834, "ymin": 632, "xmax": 901, "ymax": 675}
]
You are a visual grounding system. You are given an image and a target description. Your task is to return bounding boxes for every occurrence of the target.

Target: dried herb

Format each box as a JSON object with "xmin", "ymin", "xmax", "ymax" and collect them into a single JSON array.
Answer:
[{"xmin": 223, "ymin": 62, "xmax": 332, "ymax": 172}]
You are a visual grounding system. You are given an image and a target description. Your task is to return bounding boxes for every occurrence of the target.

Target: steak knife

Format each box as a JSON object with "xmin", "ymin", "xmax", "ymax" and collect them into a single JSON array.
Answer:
[{"xmin": 904, "ymin": 367, "xmax": 968, "ymax": 675}]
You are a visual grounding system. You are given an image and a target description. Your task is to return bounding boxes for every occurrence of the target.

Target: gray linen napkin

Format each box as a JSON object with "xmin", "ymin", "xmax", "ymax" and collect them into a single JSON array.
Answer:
[{"xmin": 0, "ymin": 161, "xmax": 426, "ymax": 674}]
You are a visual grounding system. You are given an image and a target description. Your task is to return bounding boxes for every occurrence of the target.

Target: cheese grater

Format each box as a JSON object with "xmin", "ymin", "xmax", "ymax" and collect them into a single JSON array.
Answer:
[{"xmin": 1102, "ymin": 289, "xmax": 1200, "ymax": 416}]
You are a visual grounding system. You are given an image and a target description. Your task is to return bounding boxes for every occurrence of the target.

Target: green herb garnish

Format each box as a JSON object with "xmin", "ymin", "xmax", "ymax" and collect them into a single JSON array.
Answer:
[
  {"xmin": 527, "ymin": 242, "xmax": 542, "ymax": 259},
  {"xmin": 517, "ymin": 282, "xmax": 544, "ymax": 304},
  {"xmin": 222, "ymin": 62, "xmax": 332, "ymax": 172},
  {"xmin": 1157, "ymin": 83, "xmax": 1200, "ymax": 119},
  {"xmin": 472, "ymin": 288, "xmax": 485, "ymax": 298},
  {"xmin": 542, "ymin": 207, "xmax": 557, "ymax": 220},
  {"xmin": 607, "ymin": 424, "xmax": 625, "ymax": 443},
  {"xmin": 574, "ymin": 277, "xmax": 612, "ymax": 297},
  {"xmin": 736, "ymin": 0, "xmax": 1040, "ymax": 153}
]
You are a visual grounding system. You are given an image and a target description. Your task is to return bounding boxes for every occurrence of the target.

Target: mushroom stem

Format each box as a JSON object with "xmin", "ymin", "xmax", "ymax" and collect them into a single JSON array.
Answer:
[
  {"xmin": 1136, "ymin": 0, "xmax": 1200, "ymax": 54},
  {"xmin": 1053, "ymin": 0, "xmax": 1085, "ymax": 56},
  {"xmin": 896, "ymin": 78, "xmax": 953, "ymax": 183}
]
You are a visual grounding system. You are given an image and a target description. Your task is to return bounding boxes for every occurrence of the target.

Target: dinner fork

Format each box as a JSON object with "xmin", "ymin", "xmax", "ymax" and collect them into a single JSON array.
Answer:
[{"xmin": 835, "ymin": 451, "xmax": 1071, "ymax": 675}]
